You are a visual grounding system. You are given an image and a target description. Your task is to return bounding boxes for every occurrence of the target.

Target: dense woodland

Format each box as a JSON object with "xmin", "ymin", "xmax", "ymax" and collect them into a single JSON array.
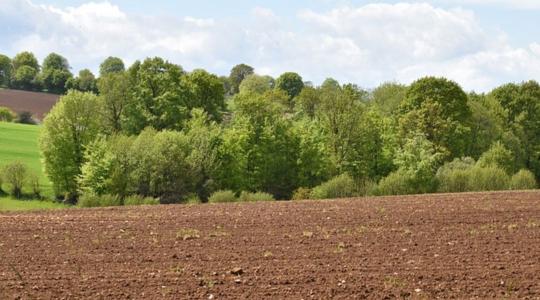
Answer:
[{"xmin": 0, "ymin": 51, "xmax": 538, "ymax": 204}]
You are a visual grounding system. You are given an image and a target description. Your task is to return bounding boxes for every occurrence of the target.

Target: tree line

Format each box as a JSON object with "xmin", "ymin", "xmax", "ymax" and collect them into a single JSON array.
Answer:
[{"xmin": 3, "ymin": 51, "xmax": 537, "ymax": 204}]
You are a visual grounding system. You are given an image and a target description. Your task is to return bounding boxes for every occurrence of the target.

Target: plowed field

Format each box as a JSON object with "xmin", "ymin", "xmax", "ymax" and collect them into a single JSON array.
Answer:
[
  {"xmin": 1, "ymin": 191, "xmax": 539, "ymax": 299},
  {"xmin": 0, "ymin": 89, "xmax": 59, "ymax": 120}
]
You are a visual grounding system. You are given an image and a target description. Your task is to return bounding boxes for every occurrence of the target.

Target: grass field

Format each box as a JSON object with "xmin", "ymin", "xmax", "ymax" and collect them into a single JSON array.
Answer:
[
  {"xmin": 0, "ymin": 121, "xmax": 54, "ymax": 203},
  {"xmin": 0, "ymin": 196, "xmax": 67, "ymax": 211}
]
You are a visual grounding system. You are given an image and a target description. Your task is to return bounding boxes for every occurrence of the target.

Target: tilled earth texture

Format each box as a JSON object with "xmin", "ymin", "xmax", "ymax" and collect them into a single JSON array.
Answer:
[{"xmin": 1, "ymin": 191, "xmax": 539, "ymax": 299}]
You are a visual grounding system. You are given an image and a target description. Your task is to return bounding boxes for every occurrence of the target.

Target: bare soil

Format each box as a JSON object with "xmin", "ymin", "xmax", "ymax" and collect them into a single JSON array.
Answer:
[
  {"xmin": 1, "ymin": 191, "xmax": 539, "ymax": 299},
  {"xmin": 0, "ymin": 89, "xmax": 59, "ymax": 121}
]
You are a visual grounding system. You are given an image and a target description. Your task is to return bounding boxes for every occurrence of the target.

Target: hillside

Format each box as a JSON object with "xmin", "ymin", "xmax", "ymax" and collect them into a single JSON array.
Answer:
[
  {"xmin": 0, "ymin": 122, "xmax": 52, "ymax": 196},
  {"xmin": 0, "ymin": 88, "xmax": 60, "ymax": 121}
]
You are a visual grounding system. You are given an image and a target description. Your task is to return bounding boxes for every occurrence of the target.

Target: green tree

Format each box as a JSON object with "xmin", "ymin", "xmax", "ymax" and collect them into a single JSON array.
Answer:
[
  {"xmin": 182, "ymin": 69, "xmax": 226, "ymax": 122},
  {"xmin": 239, "ymin": 74, "xmax": 274, "ymax": 95},
  {"xmin": 398, "ymin": 77, "xmax": 472, "ymax": 159},
  {"xmin": 466, "ymin": 93, "xmax": 504, "ymax": 158},
  {"xmin": 99, "ymin": 56, "xmax": 125, "ymax": 76},
  {"xmin": 11, "ymin": 52, "xmax": 40, "ymax": 90},
  {"xmin": 477, "ymin": 141, "xmax": 515, "ymax": 174},
  {"xmin": 39, "ymin": 53, "xmax": 73, "ymax": 94},
  {"xmin": 97, "ymin": 72, "xmax": 131, "ymax": 132},
  {"xmin": 66, "ymin": 69, "xmax": 97, "ymax": 92},
  {"xmin": 40, "ymin": 91, "xmax": 103, "ymax": 202},
  {"xmin": 228, "ymin": 63, "xmax": 254, "ymax": 94},
  {"xmin": 0, "ymin": 54, "xmax": 11, "ymax": 87},
  {"xmin": 275, "ymin": 72, "xmax": 304, "ymax": 101},
  {"xmin": 294, "ymin": 86, "xmax": 320, "ymax": 118},
  {"xmin": 371, "ymin": 82, "xmax": 407, "ymax": 115},
  {"xmin": 124, "ymin": 57, "xmax": 188, "ymax": 133}
]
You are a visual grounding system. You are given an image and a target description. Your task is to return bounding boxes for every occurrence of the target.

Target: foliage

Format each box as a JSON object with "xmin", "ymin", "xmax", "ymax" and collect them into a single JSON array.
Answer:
[
  {"xmin": 467, "ymin": 166, "xmax": 510, "ymax": 192},
  {"xmin": 239, "ymin": 74, "xmax": 274, "ymax": 95},
  {"xmin": 310, "ymin": 174, "xmax": 358, "ymax": 199},
  {"xmin": 66, "ymin": 69, "xmax": 97, "ymax": 93},
  {"xmin": 40, "ymin": 91, "xmax": 103, "ymax": 202},
  {"xmin": 275, "ymin": 72, "xmax": 304, "ymax": 102},
  {"xmin": 78, "ymin": 194, "xmax": 123, "ymax": 208},
  {"xmin": 99, "ymin": 57, "xmax": 125, "ymax": 76},
  {"xmin": 0, "ymin": 54, "xmax": 11, "ymax": 87},
  {"xmin": 208, "ymin": 190, "xmax": 237, "ymax": 203},
  {"xmin": 97, "ymin": 72, "xmax": 131, "ymax": 132},
  {"xmin": 2, "ymin": 161, "xmax": 28, "ymax": 198},
  {"xmin": 509, "ymin": 169, "xmax": 537, "ymax": 190},
  {"xmin": 399, "ymin": 77, "xmax": 472, "ymax": 158},
  {"xmin": 11, "ymin": 52, "xmax": 40, "ymax": 90},
  {"xmin": 371, "ymin": 82, "xmax": 407, "ymax": 115},
  {"xmin": 476, "ymin": 141, "xmax": 515, "ymax": 174},
  {"xmin": 372, "ymin": 170, "xmax": 416, "ymax": 196},
  {"xmin": 292, "ymin": 187, "xmax": 312, "ymax": 200},
  {"xmin": 228, "ymin": 63, "xmax": 254, "ymax": 94},
  {"xmin": 182, "ymin": 69, "xmax": 226, "ymax": 122},
  {"xmin": 0, "ymin": 106, "xmax": 15, "ymax": 122},
  {"xmin": 123, "ymin": 195, "xmax": 159, "ymax": 206},
  {"xmin": 238, "ymin": 191, "xmax": 275, "ymax": 202},
  {"xmin": 436, "ymin": 157, "xmax": 476, "ymax": 193},
  {"xmin": 16, "ymin": 111, "xmax": 36, "ymax": 124},
  {"xmin": 39, "ymin": 53, "xmax": 72, "ymax": 94}
]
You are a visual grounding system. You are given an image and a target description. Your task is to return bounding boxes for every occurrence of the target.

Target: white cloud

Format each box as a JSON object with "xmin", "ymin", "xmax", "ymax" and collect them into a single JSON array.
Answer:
[{"xmin": 1, "ymin": 1, "xmax": 539, "ymax": 91}]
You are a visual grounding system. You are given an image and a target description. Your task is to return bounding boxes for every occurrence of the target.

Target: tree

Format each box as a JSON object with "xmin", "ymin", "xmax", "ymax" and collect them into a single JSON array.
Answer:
[
  {"xmin": 66, "ymin": 69, "xmax": 97, "ymax": 92},
  {"xmin": 218, "ymin": 92, "xmax": 300, "ymax": 199},
  {"xmin": 97, "ymin": 72, "xmax": 131, "ymax": 132},
  {"xmin": 294, "ymin": 86, "xmax": 320, "ymax": 118},
  {"xmin": 371, "ymin": 82, "xmax": 407, "ymax": 115},
  {"xmin": 11, "ymin": 52, "xmax": 39, "ymax": 90},
  {"xmin": 275, "ymin": 72, "xmax": 304, "ymax": 102},
  {"xmin": 182, "ymin": 69, "xmax": 226, "ymax": 122},
  {"xmin": 124, "ymin": 57, "xmax": 188, "ymax": 133},
  {"xmin": 398, "ymin": 77, "xmax": 472, "ymax": 159},
  {"xmin": 2, "ymin": 161, "xmax": 28, "ymax": 198},
  {"xmin": 40, "ymin": 91, "xmax": 103, "ymax": 202},
  {"xmin": 239, "ymin": 74, "xmax": 274, "ymax": 95},
  {"xmin": 185, "ymin": 109, "xmax": 222, "ymax": 201},
  {"xmin": 0, "ymin": 54, "xmax": 11, "ymax": 87},
  {"xmin": 99, "ymin": 56, "xmax": 125, "ymax": 76},
  {"xmin": 39, "ymin": 53, "xmax": 73, "ymax": 94},
  {"xmin": 228, "ymin": 64, "xmax": 254, "ymax": 94}
]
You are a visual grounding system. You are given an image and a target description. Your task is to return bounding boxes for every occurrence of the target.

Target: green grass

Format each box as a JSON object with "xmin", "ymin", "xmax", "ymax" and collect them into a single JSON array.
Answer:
[
  {"xmin": 0, "ymin": 196, "xmax": 67, "ymax": 212},
  {"xmin": 0, "ymin": 122, "xmax": 53, "ymax": 196}
]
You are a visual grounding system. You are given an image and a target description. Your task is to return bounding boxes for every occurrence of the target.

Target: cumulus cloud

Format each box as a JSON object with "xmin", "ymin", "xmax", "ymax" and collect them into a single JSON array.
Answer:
[{"xmin": 0, "ymin": 0, "xmax": 539, "ymax": 91}]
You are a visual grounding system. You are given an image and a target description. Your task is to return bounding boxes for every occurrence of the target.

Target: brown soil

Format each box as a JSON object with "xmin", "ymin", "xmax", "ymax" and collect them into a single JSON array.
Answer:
[
  {"xmin": 1, "ymin": 191, "xmax": 539, "ymax": 299},
  {"xmin": 0, "ymin": 89, "xmax": 59, "ymax": 121}
]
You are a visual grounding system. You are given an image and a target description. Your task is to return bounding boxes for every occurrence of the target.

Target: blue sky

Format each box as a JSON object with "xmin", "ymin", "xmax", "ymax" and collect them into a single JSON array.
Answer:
[{"xmin": 1, "ymin": 0, "xmax": 540, "ymax": 91}]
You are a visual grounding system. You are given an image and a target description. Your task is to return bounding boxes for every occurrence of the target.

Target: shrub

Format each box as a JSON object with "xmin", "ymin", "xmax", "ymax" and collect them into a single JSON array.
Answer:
[
  {"xmin": 468, "ymin": 166, "xmax": 510, "ymax": 191},
  {"xmin": 78, "ymin": 194, "xmax": 122, "ymax": 208},
  {"xmin": 123, "ymin": 195, "xmax": 159, "ymax": 206},
  {"xmin": 436, "ymin": 157, "xmax": 476, "ymax": 193},
  {"xmin": 208, "ymin": 190, "xmax": 237, "ymax": 203},
  {"xmin": 0, "ymin": 106, "xmax": 15, "ymax": 122},
  {"xmin": 16, "ymin": 111, "xmax": 36, "ymax": 125},
  {"xmin": 292, "ymin": 187, "xmax": 312, "ymax": 200},
  {"xmin": 238, "ymin": 191, "xmax": 275, "ymax": 202},
  {"xmin": 372, "ymin": 171, "xmax": 415, "ymax": 196},
  {"xmin": 477, "ymin": 142, "xmax": 514, "ymax": 174},
  {"xmin": 2, "ymin": 161, "xmax": 28, "ymax": 198},
  {"xmin": 509, "ymin": 169, "xmax": 537, "ymax": 190},
  {"xmin": 310, "ymin": 174, "xmax": 357, "ymax": 199}
]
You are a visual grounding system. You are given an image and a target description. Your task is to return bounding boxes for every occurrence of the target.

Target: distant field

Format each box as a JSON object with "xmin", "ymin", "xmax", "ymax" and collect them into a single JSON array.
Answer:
[
  {"xmin": 0, "ymin": 88, "xmax": 59, "ymax": 121},
  {"xmin": 0, "ymin": 122, "xmax": 52, "ymax": 196},
  {"xmin": 0, "ymin": 197, "xmax": 67, "ymax": 211}
]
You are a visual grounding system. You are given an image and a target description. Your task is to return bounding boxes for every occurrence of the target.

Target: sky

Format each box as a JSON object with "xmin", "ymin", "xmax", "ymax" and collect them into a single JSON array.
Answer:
[{"xmin": 1, "ymin": 0, "xmax": 539, "ymax": 92}]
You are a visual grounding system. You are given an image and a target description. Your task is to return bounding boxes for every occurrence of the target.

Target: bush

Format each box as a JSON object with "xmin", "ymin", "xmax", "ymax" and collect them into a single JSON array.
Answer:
[
  {"xmin": 208, "ymin": 190, "xmax": 237, "ymax": 203},
  {"xmin": 436, "ymin": 157, "xmax": 476, "ymax": 193},
  {"xmin": 477, "ymin": 142, "xmax": 514, "ymax": 174},
  {"xmin": 468, "ymin": 166, "xmax": 510, "ymax": 191},
  {"xmin": 509, "ymin": 169, "xmax": 537, "ymax": 190},
  {"xmin": 16, "ymin": 111, "xmax": 36, "ymax": 125},
  {"xmin": 78, "ymin": 194, "xmax": 122, "ymax": 208},
  {"xmin": 310, "ymin": 174, "xmax": 357, "ymax": 199},
  {"xmin": 292, "ymin": 187, "xmax": 312, "ymax": 200},
  {"xmin": 372, "ymin": 171, "xmax": 415, "ymax": 196},
  {"xmin": 0, "ymin": 106, "xmax": 15, "ymax": 122},
  {"xmin": 27, "ymin": 173, "xmax": 41, "ymax": 198},
  {"xmin": 238, "ymin": 191, "xmax": 275, "ymax": 202},
  {"xmin": 124, "ymin": 195, "xmax": 159, "ymax": 206},
  {"xmin": 2, "ymin": 161, "xmax": 28, "ymax": 198}
]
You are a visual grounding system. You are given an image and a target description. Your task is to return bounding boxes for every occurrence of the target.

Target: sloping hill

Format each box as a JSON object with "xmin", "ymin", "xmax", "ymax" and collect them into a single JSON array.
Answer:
[{"xmin": 0, "ymin": 89, "xmax": 60, "ymax": 121}]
